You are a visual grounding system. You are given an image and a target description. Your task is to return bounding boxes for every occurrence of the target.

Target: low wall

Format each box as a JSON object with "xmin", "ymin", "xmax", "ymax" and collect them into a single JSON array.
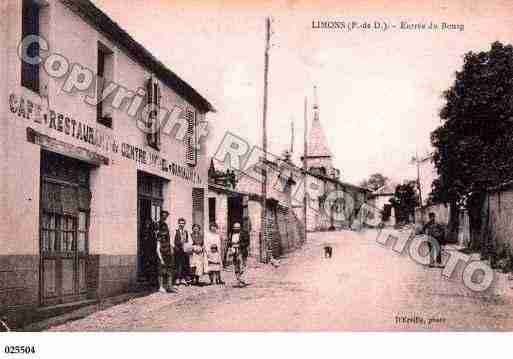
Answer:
[
  {"xmin": 481, "ymin": 188, "xmax": 513, "ymax": 262},
  {"xmin": 416, "ymin": 203, "xmax": 470, "ymax": 246}
]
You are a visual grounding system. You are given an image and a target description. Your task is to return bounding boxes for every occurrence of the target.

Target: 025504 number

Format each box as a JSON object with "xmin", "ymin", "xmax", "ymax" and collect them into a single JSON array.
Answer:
[{"xmin": 4, "ymin": 346, "xmax": 36, "ymax": 355}]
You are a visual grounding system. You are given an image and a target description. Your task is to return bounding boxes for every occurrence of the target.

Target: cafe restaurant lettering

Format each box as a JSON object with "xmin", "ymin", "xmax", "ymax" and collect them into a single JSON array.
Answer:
[{"xmin": 8, "ymin": 93, "xmax": 202, "ymax": 185}]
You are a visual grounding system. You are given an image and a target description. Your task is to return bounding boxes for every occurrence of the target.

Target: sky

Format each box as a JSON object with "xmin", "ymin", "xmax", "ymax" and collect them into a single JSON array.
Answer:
[{"xmin": 93, "ymin": 0, "xmax": 513, "ymax": 184}]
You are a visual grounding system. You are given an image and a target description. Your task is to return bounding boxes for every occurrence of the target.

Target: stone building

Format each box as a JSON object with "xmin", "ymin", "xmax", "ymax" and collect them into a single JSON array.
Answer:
[
  {"xmin": 368, "ymin": 182, "xmax": 397, "ymax": 226},
  {"xmin": 0, "ymin": 0, "xmax": 213, "ymax": 326}
]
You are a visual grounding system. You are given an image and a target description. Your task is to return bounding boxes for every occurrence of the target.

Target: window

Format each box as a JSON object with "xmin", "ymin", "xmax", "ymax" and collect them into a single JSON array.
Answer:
[
  {"xmin": 41, "ymin": 213, "xmax": 82, "ymax": 253},
  {"xmin": 97, "ymin": 43, "xmax": 114, "ymax": 128},
  {"xmin": 185, "ymin": 108, "xmax": 197, "ymax": 166},
  {"xmin": 77, "ymin": 211, "xmax": 88, "ymax": 252},
  {"xmin": 40, "ymin": 152, "xmax": 91, "ymax": 254},
  {"xmin": 146, "ymin": 77, "xmax": 161, "ymax": 150},
  {"xmin": 21, "ymin": 0, "xmax": 40, "ymax": 93}
]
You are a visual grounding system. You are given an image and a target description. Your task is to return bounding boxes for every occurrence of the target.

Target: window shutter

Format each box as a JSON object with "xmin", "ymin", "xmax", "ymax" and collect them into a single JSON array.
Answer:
[
  {"xmin": 192, "ymin": 188, "xmax": 205, "ymax": 234},
  {"xmin": 21, "ymin": 0, "xmax": 40, "ymax": 93},
  {"xmin": 146, "ymin": 77, "xmax": 153, "ymax": 106},
  {"xmin": 145, "ymin": 77, "xmax": 161, "ymax": 150},
  {"xmin": 155, "ymin": 82, "xmax": 161, "ymax": 149},
  {"xmin": 145, "ymin": 77, "xmax": 153, "ymax": 146},
  {"xmin": 185, "ymin": 108, "xmax": 197, "ymax": 166}
]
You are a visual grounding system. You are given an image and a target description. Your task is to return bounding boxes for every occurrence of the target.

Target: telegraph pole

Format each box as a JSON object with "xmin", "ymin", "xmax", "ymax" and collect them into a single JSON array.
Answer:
[
  {"xmin": 411, "ymin": 152, "xmax": 423, "ymax": 224},
  {"xmin": 303, "ymin": 96, "xmax": 308, "ymax": 244},
  {"xmin": 290, "ymin": 119, "xmax": 294, "ymax": 154},
  {"xmin": 260, "ymin": 17, "xmax": 271, "ymax": 263}
]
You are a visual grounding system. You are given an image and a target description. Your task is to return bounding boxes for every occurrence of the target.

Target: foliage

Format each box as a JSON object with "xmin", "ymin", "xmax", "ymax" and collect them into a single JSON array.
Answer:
[
  {"xmin": 359, "ymin": 173, "xmax": 389, "ymax": 191},
  {"xmin": 389, "ymin": 180, "xmax": 419, "ymax": 223},
  {"xmin": 430, "ymin": 41, "xmax": 513, "ymax": 206}
]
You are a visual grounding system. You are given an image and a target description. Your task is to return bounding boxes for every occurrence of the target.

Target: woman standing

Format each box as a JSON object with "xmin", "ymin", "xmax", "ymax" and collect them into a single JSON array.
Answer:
[{"xmin": 190, "ymin": 224, "xmax": 205, "ymax": 285}]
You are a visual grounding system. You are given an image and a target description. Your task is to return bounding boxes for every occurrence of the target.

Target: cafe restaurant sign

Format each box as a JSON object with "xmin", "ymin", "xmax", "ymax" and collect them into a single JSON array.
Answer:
[{"xmin": 8, "ymin": 93, "xmax": 202, "ymax": 185}]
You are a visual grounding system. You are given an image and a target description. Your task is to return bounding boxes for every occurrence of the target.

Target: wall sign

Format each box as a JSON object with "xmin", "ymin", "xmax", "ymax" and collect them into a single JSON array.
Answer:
[{"xmin": 9, "ymin": 93, "xmax": 202, "ymax": 184}]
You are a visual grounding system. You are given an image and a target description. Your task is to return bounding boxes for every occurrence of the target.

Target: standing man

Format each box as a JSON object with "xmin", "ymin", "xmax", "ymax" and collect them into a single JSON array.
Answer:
[
  {"xmin": 174, "ymin": 218, "xmax": 191, "ymax": 285},
  {"xmin": 227, "ymin": 222, "xmax": 249, "ymax": 286},
  {"xmin": 422, "ymin": 212, "xmax": 446, "ymax": 267},
  {"xmin": 156, "ymin": 210, "xmax": 176, "ymax": 293}
]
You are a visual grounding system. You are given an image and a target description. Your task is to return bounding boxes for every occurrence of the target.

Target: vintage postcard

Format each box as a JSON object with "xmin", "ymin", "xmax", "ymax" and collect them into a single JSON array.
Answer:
[{"xmin": 2, "ymin": 0, "xmax": 513, "ymax": 343}]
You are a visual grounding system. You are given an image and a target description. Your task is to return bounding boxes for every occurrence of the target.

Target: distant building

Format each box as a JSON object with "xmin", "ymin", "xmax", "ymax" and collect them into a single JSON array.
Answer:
[{"xmin": 368, "ymin": 182, "xmax": 397, "ymax": 226}]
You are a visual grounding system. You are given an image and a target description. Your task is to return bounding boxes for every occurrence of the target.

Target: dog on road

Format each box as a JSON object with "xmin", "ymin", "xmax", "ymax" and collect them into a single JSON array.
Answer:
[{"xmin": 323, "ymin": 245, "xmax": 333, "ymax": 259}]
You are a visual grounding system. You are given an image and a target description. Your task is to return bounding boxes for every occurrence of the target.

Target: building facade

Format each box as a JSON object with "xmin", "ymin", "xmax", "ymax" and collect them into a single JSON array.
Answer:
[
  {"xmin": 1, "ymin": 0, "xmax": 213, "ymax": 325},
  {"xmin": 368, "ymin": 182, "xmax": 397, "ymax": 226}
]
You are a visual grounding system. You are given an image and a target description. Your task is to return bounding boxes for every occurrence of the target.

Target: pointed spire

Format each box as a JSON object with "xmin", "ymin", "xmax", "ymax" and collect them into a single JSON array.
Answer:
[{"xmin": 306, "ymin": 86, "xmax": 331, "ymax": 158}]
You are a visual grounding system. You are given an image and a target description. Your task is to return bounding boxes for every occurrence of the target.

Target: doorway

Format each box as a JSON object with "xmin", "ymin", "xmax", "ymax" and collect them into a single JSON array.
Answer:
[
  {"xmin": 39, "ymin": 151, "xmax": 91, "ymax": 306},
  {"xmin": 227, "ymin": 195, "xmax": 243, "ymax": 234},
  {"xmin": 137, "ymin": 172, "xmax": 164, "ymax": 286}
]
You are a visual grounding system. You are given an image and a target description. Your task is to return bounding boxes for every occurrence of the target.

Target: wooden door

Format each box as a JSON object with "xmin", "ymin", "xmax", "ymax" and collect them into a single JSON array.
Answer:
[{"xmin": 40, "ymin": 151, "xmax": 90, "ymax": 306}]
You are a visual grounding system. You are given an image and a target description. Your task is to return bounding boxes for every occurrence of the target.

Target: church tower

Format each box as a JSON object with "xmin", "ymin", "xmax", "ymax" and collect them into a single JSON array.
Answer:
[{"xmin": 302, "ymin": 86, "xmax": 339, "ymax": 179}]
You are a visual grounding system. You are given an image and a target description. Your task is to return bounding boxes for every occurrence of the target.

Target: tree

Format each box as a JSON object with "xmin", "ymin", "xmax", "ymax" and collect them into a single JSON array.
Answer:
[
  {"xmin": 431, "ymin": 41, "xmax": 513, "ymax": 248},
  {"xmin": 389, "ymin": 181, "xmax": 419, "ymax": 224},
  {"xmin": 360, "ymin": 173, "xmax": 389, "ymax": 191}
]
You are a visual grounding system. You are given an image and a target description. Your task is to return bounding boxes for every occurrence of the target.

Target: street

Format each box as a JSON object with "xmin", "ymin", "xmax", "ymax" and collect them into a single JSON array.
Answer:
[{"xmin": 49, "ymin": 229, "xmax": 513, "ymax": 331}]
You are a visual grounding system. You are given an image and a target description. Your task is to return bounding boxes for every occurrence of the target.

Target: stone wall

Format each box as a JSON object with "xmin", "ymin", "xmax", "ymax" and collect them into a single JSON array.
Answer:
[
  {"xmin": 0, "ymin": 255, "xmax": 39, "ymax": 327},
  {"xmin": 481, "ymin": 188, "xmax": 513, "ymax": 260},
  {"xmin": 277, "ymin": 206, "xmax": 305, "ymax": 255},
  {"xmin": 415, "ymin": 203, "xmax": 470, "ymax": 247},
  {"xmin": 94, "ymin": 255, "xmax": 138, "ymax": 299}
]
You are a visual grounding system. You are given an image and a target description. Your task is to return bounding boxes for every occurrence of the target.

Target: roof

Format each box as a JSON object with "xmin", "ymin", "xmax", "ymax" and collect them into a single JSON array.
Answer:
[
  {"xmin": 371, "ymin": 182, "xmax": 398, "ymax": 196},
  {"xmin": 60, "ymin": 0, "xmax": 215, "ymax": 113},
  {"xmin": 306, "ymin": 116, "xmax": 332, "ymax": 158},
  {"xmin": 305, "ymin": 170, "xmax": 371, "ymax": 193}
]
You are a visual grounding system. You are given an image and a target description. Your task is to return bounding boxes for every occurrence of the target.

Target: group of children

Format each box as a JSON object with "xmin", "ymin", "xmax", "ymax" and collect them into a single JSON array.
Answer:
[{"xmin": 202, "ymin": 221, "xmax": 247, "ymax": 286}]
